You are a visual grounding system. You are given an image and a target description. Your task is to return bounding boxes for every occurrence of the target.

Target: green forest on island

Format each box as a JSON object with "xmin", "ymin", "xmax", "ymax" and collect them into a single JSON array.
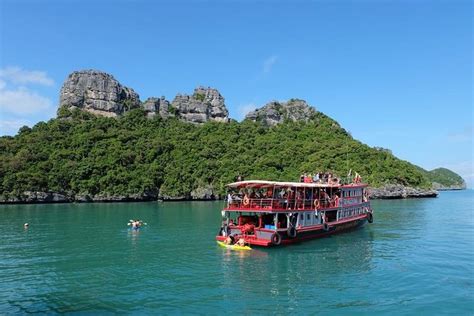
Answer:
[{"xmin": 0, "ymin": 108, "xmax": 461, "ymax": 200}]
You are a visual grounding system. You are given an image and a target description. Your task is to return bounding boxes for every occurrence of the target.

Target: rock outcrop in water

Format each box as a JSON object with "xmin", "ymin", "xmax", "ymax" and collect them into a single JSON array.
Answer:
[
  {"xmin": 432, "ymin": 182, "xmax": 467, "ymax": 190},
  {"xmin": 59, "ymin": 70, "xmax": 141, "ymax": 117},
  {"xmin": 245, "ymin": 99, "xmax": 316, "ymax": 126},
  {"xmin": 0, "ymin": 191, "xmax": 70, "ymax": 203},
  {"xmin": 170, "ymin": 86, "xmax": 229, "ymax": 124},
  {"xmin": 368, "ymin": 185, "xmax": 438, "ymax": 199},
  {"xmin": 0, "ymin": 185, "xmax": 440, "ymax": 203}
]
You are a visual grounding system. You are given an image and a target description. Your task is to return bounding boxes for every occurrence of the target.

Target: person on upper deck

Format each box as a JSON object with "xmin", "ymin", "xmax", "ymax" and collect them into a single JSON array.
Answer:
[
  {"xmin": 354, "ymin": 173, "xmax": 362, "ymax": 184},
  {"xmin": 332, "ymin": 194, "xmax": 340, "ymax": 207},
  {"xmin": 320, "ymin": 190, "xmax": 330, "ymax": 207}
]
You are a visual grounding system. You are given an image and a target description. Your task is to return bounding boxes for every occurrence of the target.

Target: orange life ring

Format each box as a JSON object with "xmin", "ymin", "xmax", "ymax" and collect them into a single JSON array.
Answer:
[
  {"xmin": 314, "ymin": 199, "xmax": 320, "ymax": 209},
  {"xmin": 243, "ymin": 196, "xmax": 250, "ymax": 206}
]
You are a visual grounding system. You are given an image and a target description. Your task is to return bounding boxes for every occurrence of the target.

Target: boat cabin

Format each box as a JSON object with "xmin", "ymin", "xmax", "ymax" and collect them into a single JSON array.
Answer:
[{"xmin": 217, "ymin": 180, "xmax": 372, "ymax": 247}]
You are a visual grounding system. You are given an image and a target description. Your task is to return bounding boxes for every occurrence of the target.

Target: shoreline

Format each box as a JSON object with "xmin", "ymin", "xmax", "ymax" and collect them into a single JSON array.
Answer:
[{"xmin": 1, "ymin": 187, "xmax": 466, "ymax": 205}]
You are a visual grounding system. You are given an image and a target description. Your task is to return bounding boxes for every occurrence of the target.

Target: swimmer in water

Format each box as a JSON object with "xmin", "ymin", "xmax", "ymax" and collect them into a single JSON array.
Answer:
[{"xmin": 131, "ymin": 220, "xmax": 142, "ymax": 229}]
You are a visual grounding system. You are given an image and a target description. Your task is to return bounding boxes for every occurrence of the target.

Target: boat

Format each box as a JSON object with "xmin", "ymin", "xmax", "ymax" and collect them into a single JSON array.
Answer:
[
  {"xmin": 216, "ymin": 240, "xmax": 252, "ymax": 251},
  {"xmin": 215, "ymin": 176, "xmax": 373, "ymax": 247}
]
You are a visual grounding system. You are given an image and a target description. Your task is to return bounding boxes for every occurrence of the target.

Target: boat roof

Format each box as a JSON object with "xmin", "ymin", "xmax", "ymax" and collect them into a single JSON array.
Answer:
[{"xmin": 227, "ymin": 180, "xmax": 367, "ymax": 189}]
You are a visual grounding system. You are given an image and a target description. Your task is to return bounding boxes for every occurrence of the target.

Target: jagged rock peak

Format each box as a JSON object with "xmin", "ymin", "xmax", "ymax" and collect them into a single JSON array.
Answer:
[
  {"xmin": 142, "ymin": 97, "xmax": 173, "ymax": 119},
  {"xmin": 245, "ymin": 99, "xmax": 317, "ymax": 126},
  {"xmin": 59, "ymin": 70, "xmax": 140, "ymax": 117},
  {"xmin": 171, "ymin": 86, "xmax": 229, "ymax": 124}
]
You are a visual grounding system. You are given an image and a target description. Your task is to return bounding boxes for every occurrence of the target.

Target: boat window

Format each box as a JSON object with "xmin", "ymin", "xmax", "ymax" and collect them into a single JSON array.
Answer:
[
  {"xmin": 277, "ymin": 213, "xmax": 288, "ymax": 229},
  {"xmin": 262, "ymin": 214, "xmax": 275, "ymax": 229},
  {"xmin": 306, "ymin": 213, "xmax": 311, "ymax": 221},
  {"xmin": 300, "ymin": 213, "xmax": 304, "ymax": 221}
]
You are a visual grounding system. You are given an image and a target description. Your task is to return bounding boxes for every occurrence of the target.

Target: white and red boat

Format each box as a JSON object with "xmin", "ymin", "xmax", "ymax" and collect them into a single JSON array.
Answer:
[{"xmin": 216, "ymin": 178, "xmax": 373, "ymax": 247}]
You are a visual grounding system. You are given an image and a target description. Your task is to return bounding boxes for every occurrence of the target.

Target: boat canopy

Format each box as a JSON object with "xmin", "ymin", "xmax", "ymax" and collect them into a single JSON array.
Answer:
[{"xmin": 227, "ymin": 180, "xmax": 341, "ymax": 188}]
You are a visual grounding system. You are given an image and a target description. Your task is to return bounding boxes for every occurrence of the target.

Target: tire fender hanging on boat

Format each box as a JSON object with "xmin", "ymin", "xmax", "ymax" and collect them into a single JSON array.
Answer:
[
  {"xmin": 367, "ymin": 212, "xmax": 374, "ymax": 223},
  {"xmin": 323, "ymin": 223, "xmax": 330, "ymax": 232},
  {"xmin": 271, "ymin": 232, "xmax": 282, "ymax": 246},
  {"xmin": 287, "ymin": 226, "xmax": 297, "ymax": 238}
]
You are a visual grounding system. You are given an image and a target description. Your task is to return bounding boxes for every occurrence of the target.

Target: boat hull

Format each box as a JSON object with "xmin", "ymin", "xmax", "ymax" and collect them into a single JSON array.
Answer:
[
  {"xmin": 216, "ymin": 216, "xmax": 368, "ymax": 247},
  {"xmin": 281, "ymin": 217, "xmax": 367, "ymax": 245}
]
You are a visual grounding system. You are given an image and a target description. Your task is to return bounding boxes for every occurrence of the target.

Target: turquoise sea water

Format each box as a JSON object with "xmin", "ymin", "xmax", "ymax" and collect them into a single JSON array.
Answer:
[{"xmin": 0, "ymin": 191, "xmax": 473, "ymax": 314}]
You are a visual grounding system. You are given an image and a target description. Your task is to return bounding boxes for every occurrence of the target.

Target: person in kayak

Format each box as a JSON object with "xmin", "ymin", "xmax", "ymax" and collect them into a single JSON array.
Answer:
[
  {"xmin": 236, "ymin": 238, "xmax": 247, "ymax": 247},
  {"xmin": 224, "ymin": 235, "xmax": 235, "ymax": 245}
]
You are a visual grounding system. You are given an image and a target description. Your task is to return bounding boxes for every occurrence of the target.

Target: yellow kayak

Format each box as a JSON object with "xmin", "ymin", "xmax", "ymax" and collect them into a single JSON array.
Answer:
[{"xmin": 216, "ymin": 241, "xmax": 252, "ymax": 251}]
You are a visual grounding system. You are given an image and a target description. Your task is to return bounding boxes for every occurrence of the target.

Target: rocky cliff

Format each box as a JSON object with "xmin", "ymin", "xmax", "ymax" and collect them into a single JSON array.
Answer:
[
  {"xmin": 170, "ymin": 86, "xmax": 229, "ymax": 124},
  {"xmin": 59, "ymin": 70, "xmax": 141, "ymax": 117},
  {"xmin": 59, "ymin": 70, "xmax": 230, "ymax": 124},
  {"xmin": 142, "ymin": 97, "xmax": 173, "ymax": 119},
  {"xmin": 245, "ymin": 99, "xmax": 316, "ymax": 126}
]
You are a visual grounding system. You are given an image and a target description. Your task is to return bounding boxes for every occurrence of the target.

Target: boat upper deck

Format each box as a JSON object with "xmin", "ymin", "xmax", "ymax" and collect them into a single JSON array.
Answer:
[{"xmin": 224, "ymin": 180, "xmax": 369, "ymax": 213}]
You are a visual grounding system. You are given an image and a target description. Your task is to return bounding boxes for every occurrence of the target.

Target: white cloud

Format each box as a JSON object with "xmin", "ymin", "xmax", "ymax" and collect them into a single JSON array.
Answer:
[
  {"xmin": 263, "ymin": 55, "xmax": 278, "ymax": 74},
  {"xmin": 0, "ymin": 66, "xmax": 54, "ymax": 86},
  {"xmin": 0, "ymin": 119, "xmax": 31, "ymax": 135},
  {"xmin": 0, "ymin": 87, "xmax": 53, "ymax": 115},
  {"xmin": 0, "ymin": 66, "xmax": 55, "ymax": 121}
]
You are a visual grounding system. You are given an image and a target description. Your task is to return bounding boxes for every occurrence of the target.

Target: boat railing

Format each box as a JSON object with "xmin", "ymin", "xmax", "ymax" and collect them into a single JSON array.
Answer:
[{"xmin": 226, "ymin": 197, "xmax": 342, "ymax": 211}]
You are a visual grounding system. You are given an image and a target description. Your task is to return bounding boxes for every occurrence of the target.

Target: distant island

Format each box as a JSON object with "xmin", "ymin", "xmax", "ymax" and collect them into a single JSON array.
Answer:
[{"xmin": 0, "ymin": 70, "xmax": 466, "ymax": 203}]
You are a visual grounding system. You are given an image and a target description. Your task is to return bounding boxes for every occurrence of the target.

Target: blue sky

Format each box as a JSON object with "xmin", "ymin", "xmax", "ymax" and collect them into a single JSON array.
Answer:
[{"xmin": 0, "ymin": 0, "xmax": 472, "ymax": 186}]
